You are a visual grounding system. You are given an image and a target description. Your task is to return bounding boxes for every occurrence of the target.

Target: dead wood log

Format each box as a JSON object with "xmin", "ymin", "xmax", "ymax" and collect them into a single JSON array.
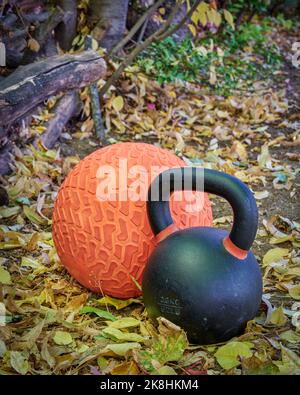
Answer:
[
  {"xmin": 0, "ymin": 50, "xmax": 106, "ymax": 128},
  {"xmin": 41, "ymin": 91, "xmax": 79, "ymax": 149}
]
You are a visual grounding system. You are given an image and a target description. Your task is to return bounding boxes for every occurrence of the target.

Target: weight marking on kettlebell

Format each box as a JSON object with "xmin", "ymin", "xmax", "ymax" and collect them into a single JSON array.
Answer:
[{"xmin": 158, "ymin": 296, "xmax": 182, "ymax": 316}]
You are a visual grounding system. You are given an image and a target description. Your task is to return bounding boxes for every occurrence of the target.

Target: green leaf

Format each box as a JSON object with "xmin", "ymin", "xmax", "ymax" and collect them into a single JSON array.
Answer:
[
  {"xmin": 280, "ymin": 330, "xmax": 300, "ymax": 344},
  {"xmin": 96, "ymin": 295, "xmax": 140, "ymax": 310},
  {"xmin": 101, "ymin": 327, "xmax": 144, "ymax": 343},
  {"xmin": 80, "ymin": 306, "xmax": 116, "ymax": 321},
  {"xmin": 274, "ymin": 345, "xmax": 300, "ymax": 374},
  {"xmin": 215, "ymin": 341, "xmax": 253, "ymax": 370},
  {"xmin": 97, "ymin": 356, "xmax": 108, "ymax": 369},
  {"xmin": 270, "ymin": 306, "xmax": 288, "ymax": 326},
  {"xmin": 156, "ymin": 366, "xmax": 177, "ymax": 375},
  {"xmin": 136, "ymin": 318, "xmax": 188, "ymax": 372},
  {"xmin": 0, "ymin": 267, "xmax": 11, "ymax": 285},
  {"xmin": 289, "ymin": 284, "xmax": 300, "ymax": 300},
  {"xmin": 23, "ymin": 206, "xmax": 47, "ymax": 225},
  {"xmin": 0, "ymin": 206, "xmax": 21, "ymax": 219},
  {"xmin": 10, "ymin": 351, "xmax": 29, "ymax": 374},
  {"xmin": 106, "ymin": 317, "xmax": 140, "ymax": 329},
  {"xmin": 53, "ymin": 331, "xmax": 73, "ymax": 345},
  {"xmin": 103, "ymin": 342, "xmax": 141, "ymax": 357}
]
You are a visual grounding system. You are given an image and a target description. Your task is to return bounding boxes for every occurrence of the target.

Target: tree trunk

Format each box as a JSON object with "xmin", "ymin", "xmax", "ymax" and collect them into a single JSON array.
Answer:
[
  {"xmin": 87, "ymin": 0, "xmax": 129, "ymax": 51},
  {"xmin": 55, "ymin": 0, "xmax": 78, "ymax": 51}
]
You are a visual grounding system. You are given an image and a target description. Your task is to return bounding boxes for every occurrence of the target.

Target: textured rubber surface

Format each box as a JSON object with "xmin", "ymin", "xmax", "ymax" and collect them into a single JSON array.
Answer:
[{"xmin": 52, "ymin": 143, "xmax": 213, "ymax": 298}]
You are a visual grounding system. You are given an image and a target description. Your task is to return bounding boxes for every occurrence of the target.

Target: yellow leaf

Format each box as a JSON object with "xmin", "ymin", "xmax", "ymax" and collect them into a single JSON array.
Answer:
[
  {"xmin": 188, "ymin": 24, "xmax": 197, "ymax": 37},
  {"xmin": 53, "ymin": 331, "xmax": 73, "ymax": 345},
  {"xmin": 270, "ymin": 306, "xmax": 288, "ymax": 326},
  {"xmin": 197, "ymin": 1, "xmax": 209, "ymax": 14},
  {"xmin": 230, "ymin": 140, "xmax": 248, "ymax": 161},
  {"xmin": 112, "ymin": 96, "xmax": 124, "ymax": 112},
  {"xmin": 224, "ymin": 9, "xmax": 235, "ymax": 30},
  {"xmin": 97, "ymin": 295, "xmax": 140, "ymax": 310},
  {"xmin": 262, "ymin": 248, "xmax": 289, "ymax": 267},
  {"xmin": 197, "ymin": 1, "xmax": 208, "ymax": 27},
  {"xmin": 289, "ymin": 284, "xmax": 300, "ymax": 300},
  {"xmin": 215, "ymin": 341, "xmax": 253, "ymax": 370},
  {"xmin": 28, "ymin": 38, "xmax": 40, "ymax": 52},
  {"xmin": 107, "ymin": 317, "xmax": 141, "ymax": 329},
  {"xmin": 0, "ymin": 267, "xmax": 11, "ymax": 285},
  {"xmin": 191, "ymin": 11, "xmax": 199, "ymax": 26},
  {"xmin": 111, "ymin": 361, "xmax": 140, "ymax": 375},
  {"xmin": 207, "ymin": 9, "xmax": 222, "ymax": 27}
]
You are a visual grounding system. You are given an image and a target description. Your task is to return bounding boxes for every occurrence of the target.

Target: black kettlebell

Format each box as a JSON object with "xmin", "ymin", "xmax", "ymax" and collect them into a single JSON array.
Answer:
[{"xmin": 142, "ymin": 167, "xmax": 263, "ymax": 344}]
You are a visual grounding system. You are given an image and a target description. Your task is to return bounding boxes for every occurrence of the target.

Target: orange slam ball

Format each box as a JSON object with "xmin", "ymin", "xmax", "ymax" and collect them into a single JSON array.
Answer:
[{"xmin": 53, "ymin": 143, "xmax": 213, "ymax": 298}]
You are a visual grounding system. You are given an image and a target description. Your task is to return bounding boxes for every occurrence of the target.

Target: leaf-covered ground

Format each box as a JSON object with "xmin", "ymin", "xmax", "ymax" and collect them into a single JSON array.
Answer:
[{"xmin": 0, "ymin": 21, "xmax": 299, "ymax": 375}]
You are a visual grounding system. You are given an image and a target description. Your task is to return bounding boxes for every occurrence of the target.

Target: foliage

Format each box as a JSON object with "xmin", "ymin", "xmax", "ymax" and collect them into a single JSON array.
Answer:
[
  {"xmin": 226, "ymin": 0, "xmax": 271, "ymax": 15},
  {"xmin": 0, "ymin": 6, "xmax": 299, "ymax": 376},
  {"xmin": 137, "ymin": 19, "xmax": 282, "ymax": 96}
]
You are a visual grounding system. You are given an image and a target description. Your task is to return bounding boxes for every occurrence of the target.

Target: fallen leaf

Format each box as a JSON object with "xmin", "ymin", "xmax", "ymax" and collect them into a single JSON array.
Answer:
[
  {"xmin": 102, "ymin": 342, "xmax": 141, "ymax": 357},
  {"xmin": 80, "ymin": 306, "xmax": 116, "ymax": 321},
  {"xmin": 101, "ymin": 327, "xmax": 144, "ymax": 343},
  {"xmin": 106, "ymin": 317, "xmax": 141, "ymax": 329},
  {"xmin": 0, "ymin": 267, "xmax": 11, "ymax": 285},
  {"xmin": 112, "ymin": 96, "xmax": 124, "ymax": 112},
  {"xmin": 53, "ymin": 331, "xmax": 73, "ymax": 346},
  {"xmin": 111, "ymin": 361, "xmax": 140, "ymax": 375},
  {"xmin": 289, "ymin": 284, "xmax": 300, "ymax": 300},
  {"xmin": 262, "ymin": 248, "xmax": 290, "ymax": 267},
  {"xmin": 215, "ymin": 341, "xmax": 253, "ymax": 370},
  {"xmin": 270, "ymin": 306, "xmax": 287, "ymax": 326},
  {"xmin": 10, "ymin": 351, "xmax": 29, "ymax": 374},
  {"xmin": 97, "ymin": 295, "xmax": 140, "ymax": 310}
]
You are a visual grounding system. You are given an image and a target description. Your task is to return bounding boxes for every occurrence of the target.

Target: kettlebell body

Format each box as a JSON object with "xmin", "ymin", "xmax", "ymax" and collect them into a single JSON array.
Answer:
[{"xmin": 142, "ymin": 167, "xmax": 263, "ymax": 344}]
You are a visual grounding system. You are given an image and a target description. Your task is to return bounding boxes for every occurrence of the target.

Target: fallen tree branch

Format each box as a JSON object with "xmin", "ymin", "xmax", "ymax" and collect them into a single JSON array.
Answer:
[
  {"xmin": 41, "ymin": 91, "xmax": 79, "ymax": 149},
  {"xmin": 0, "ymin": 50, "xmax": 106, "ymax": 127}
]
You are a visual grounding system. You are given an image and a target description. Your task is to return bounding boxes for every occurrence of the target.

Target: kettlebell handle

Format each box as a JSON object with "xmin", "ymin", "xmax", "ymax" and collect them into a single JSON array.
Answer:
[{"xmin": 147, "ymin": 168, "xmax": 258, "ymax": 258}]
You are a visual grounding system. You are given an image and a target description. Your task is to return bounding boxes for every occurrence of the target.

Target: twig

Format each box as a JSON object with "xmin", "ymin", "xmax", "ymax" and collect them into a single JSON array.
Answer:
[
  {"xmin": 84, "ymin": 36, "xmax": 106, "ymax": 144},
  {"xmin": 99, "ymin": 0, "xmax": 185, "ymax": 97},
  {"xmin": 110, "ymin": 0, "xmax": 165, "ymax": 56},
  {"xmin": 137, "ymin": 15, "xmax": 150, "ymax": 44},
  {"xmin": 158, "ymin": 0, "xmax": 201, "ymax": 41}
]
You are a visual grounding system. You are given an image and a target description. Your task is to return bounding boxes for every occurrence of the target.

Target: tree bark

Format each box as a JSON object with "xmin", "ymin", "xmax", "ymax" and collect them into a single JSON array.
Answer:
[
  {"xmin": 87, "ymin": 0, "xmax": 129, "ymax": 51},
  {"xmin": 0, "ymin": 51, "xmax": 106, "ymax": 127},
  {"xmin": 55, "ymin": 0, "xmax": 78, "ymax": 51},
  {"xmin": 41, "ymin": 91, "xmax": 79, "ymax": 149}
]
